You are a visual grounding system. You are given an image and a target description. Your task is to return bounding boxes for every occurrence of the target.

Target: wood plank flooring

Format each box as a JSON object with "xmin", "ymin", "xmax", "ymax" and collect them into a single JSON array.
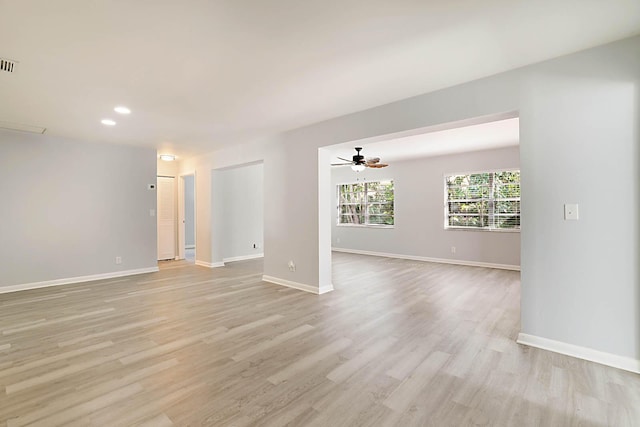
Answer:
[{"xmin": 1, "ymin": 253, "xmax": 639, "ymax": 426}]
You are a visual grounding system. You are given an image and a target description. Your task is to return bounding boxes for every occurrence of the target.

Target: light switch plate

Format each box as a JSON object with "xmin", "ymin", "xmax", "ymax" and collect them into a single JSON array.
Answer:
[{"xmin": 564, "ymin": 204, "xmax": 579, "ymax": 220}]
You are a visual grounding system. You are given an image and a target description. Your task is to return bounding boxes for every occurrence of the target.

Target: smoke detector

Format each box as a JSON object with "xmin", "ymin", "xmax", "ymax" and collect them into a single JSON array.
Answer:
[{"xmin": 0, "ymin": 58, "xmax": 17, "ymax": 73}]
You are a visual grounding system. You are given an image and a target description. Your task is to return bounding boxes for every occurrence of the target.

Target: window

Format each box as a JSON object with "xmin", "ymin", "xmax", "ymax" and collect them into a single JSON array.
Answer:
[
  {"xmin": 445, "ymin": 170, "xmax": 520, "ymax": 230},
  {"xmin": 338, "ymin": 180, "xmax": 394, "ymax": 226}
]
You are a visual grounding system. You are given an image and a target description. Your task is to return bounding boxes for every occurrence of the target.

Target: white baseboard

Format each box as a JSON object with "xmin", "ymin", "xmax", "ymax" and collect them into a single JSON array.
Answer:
[
  {"xmin": 0, "ymin": 267, "xmax": 160, "ymax": 295},
  {"xmin": 195, "ymin": 260, "xmax": 225, "ymax": 268},
  {"xmin": 317, "ymin": 283, "xmax": 334, "ymax": 294},
  {"xmin": 332, "ymin": 248, "xmax": 520, "ymax": 271},
  {"xmin": 517, "ymin": 333, "xmax": 640, "ymax": 374},
  {"xmin": 223, "ymin": 253, "xmax": 264, "ymax": 263},
  {"xmin": 262, "ymin": 275, "xmax": 334, "ymax": 295}
]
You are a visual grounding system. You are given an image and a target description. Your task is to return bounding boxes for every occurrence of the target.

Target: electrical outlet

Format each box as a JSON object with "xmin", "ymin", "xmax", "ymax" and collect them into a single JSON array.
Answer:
[
  {"xmin": 115, "ymin": 256, "xmax": 122, "ymax": 265},
  {"xmin": 564, "ymin": 204, "xmax": 579, "ymax": 220},
  {"xmin": 451, "ymin": 246, "xmax": 456, "ymax": 254},
  {"xmin": 288, "ymin": 260, "xmax": 296, "ymax": 272}
]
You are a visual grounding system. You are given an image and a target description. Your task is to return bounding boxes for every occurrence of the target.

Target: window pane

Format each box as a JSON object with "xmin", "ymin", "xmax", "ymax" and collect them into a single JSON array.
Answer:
[
  {"xmin": 340, "ymin": 205, "xmax": 362, "ymax": 215},
  {"xmin": 340, "ymin": 214, "xmax": 365, "ymax": 224},
  {"xmin": 448, "ymin": 201, "xmax": 488, "ymax": 215},
  {"xmin": 338, "ymin": 180, "xmax": 394, "ymax": 226},
  {"xmin": 494, "ymin": 200, "xmax": 520, "ymax": 214},
  {"xmin": 368, "ymin": 215, "xmax": 393, "ymax": 225},
  {"xmin": 342, "ymin": 183, "xmax": 364, "ymax": 193},
  {"xmin": 446, "ymin": 170, "xmax": 520, "ymax": 231},
  {"xmin": 447, "ymin": 174, "xmax": 489, "ymax": 201},
  {"xmin": 494, "ymin": 171, "xmax": 520, "ymax": 185},
  {"xmin": 494, "ymin": 183, "xmax": 521, "ymax": 199},
  {"xmin": 368, "ymin": 204, "xmax": 394, "ymax": 215},
  {"xmin": 495, "ymin": 215, "xmax": 520, "ymax": 229},
  {"xmin": 448, "ymin": 215, "xmax": 487, "ymax": 228},
  {"xmin": 341, "ymin": 191, "xmax": 363, "ymax": 203}
]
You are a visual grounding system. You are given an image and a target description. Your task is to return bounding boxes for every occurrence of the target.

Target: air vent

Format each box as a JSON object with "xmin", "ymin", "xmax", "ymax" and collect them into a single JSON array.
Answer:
[{"xmin": 0, "ymin": 58, "xmax": 17, "ymax": 73}]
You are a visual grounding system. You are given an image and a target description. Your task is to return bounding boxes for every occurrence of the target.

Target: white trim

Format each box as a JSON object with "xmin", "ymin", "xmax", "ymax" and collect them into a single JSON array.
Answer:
[
  {"xmin": 223, "ymin": 253, "xmax": 264, "ymax": 263},
  {"xmin": 336, "ymin": 224, "xmax": 394, "ymax": 229},
  {"xmin": 444, "ymin": 227, "xmax": 520, "ymax": 233},
  {"xmin": 177, "ymin": 174, "xmax": 186, "ymax": 261},
  {"xmin": 195, "ymin": 260, "xmax": 224, "ymax": 268},
  {"xmin": 332, "ymin": 248, "xmax": 520, "ymax": 271},
  {"xmin": 262, "ymin": 275, "xmax": 334, "ymax": 295},
  {"xmin": 317, "ymin": 283, "xmax": 334, "ymax": 294},
  {"xmin": 0, "ymin": 267, "xmax": 160, "ymax": 295},
  {"xmin": 177, "ymin": 172, "xmax": 197, "ymax": 261},
  {"xmin": 517, "ymin": 333, "xmax": 640, "ymax": 374}
]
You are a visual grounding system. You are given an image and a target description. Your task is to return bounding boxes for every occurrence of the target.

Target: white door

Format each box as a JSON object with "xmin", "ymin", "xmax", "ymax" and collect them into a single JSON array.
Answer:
[{"xmin": 157, "ymin": 176, "xmax": 176, "ymax": 261}]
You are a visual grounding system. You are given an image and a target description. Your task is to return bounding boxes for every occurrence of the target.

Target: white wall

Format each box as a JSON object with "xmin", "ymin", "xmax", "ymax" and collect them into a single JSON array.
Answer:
[
  {"xmin": 157, "ymin": 157, "xmax": 178, "ymax": 177},
  {"xmin": 331, "ymin": 147, "xmax": 520, "ymax": 268},
  {"xmin": 518, "ymin": 40, "xmax": 639, "ymax": 363},
  {"xmin": 0, "ymin": 131, "xmax": 158, "ymax": 288},
  {"xmin": 183, "ymin": 35, "xmax": 640, "ymax": 367},
  {"xmin": 184, "ymin": 175, "xmax": 195, "ymax": 248},
  {"xmin": 216, "ymin": 163, "xmax": 264, "ymax": 261},
  {"xmin": 179, "ymin": 140, "xmax": 272, "ymax": 267}
]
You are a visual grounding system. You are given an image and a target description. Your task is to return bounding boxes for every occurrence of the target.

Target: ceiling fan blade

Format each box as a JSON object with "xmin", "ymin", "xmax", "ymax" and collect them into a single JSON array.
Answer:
[
  {"xmin": 337, "ymin": 157, "xmax": 353, "ymax": 163},
  {"xmin": 366, "ymin": 157, "xmax": 380, "ymax": 164},
  {"xmin": 366, "ymin": 163, "xmax": 388, "ymax": 168},
  {"xmin": 331, "ymin": 163, "xmax": 353, "ymax": 166}
]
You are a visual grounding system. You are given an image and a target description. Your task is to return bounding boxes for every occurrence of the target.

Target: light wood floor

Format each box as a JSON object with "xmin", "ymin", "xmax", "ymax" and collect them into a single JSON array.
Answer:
[{"xmin": 1, "ymin": 253, "xmax": 639, "ymax": 426}]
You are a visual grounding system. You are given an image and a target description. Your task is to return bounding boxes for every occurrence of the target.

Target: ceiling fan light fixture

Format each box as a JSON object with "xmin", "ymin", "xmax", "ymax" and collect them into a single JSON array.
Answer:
[{"xmin": 351, "ymin": 163, "xmax": 366, "ymax": 172}]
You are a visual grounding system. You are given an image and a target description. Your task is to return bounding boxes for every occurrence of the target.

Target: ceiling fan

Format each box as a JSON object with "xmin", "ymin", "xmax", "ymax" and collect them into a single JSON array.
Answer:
[{"xmin": 332, "ymin": 147, "xmax": 388, "ymax": 172}]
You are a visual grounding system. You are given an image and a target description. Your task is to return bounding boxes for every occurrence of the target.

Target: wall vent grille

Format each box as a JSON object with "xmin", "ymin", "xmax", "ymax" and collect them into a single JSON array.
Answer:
[{"xmin": 0, "ymin": 58, "xmax": 17, "ymax": 73}]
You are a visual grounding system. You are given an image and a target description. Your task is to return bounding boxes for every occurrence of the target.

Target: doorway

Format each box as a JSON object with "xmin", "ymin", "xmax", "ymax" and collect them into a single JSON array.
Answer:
[
  {"xmin": 210, "ymin": 162, "xmax": 264, "ymax": 266},
  {"xmin": 179, "ymin": 174, "xmax": 196, "ymax": 262},
  {"xmin": 157, "ymin": 176, "xmax": 176, "ymax": 261},
  {"xmin": 323, "ymin": 113, "xmax": 521, "ymax": 289}
]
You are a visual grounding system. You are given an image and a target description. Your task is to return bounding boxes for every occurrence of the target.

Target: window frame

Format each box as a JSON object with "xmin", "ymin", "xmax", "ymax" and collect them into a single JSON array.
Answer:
[
  {"xmin": 336, "ymin": 180, "xmax": 395, "ymax": 228},
  {"xmin": 443, "ymin": 168, "xmax": 520, "ymax": 232}
]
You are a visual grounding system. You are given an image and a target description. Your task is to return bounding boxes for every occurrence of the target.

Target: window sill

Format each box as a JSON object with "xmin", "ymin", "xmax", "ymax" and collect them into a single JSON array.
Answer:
[
  {"xmin": 445, "ymin": 227, "xmax": 520, "ymax": 233},
  {"xmin": 337, "ymin": 224, "xmax": 394, "ymax": 229}
]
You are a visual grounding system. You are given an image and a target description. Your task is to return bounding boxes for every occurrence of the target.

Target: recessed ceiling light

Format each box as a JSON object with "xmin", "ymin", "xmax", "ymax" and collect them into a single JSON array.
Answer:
[
  {"xmin": 101, "ymin": 119, "xmax": 116, "ymax": 126},
  {"xmin": 114, "ymin": 106, "xmax": 131, "ymax": 114},
  {"xmin": 159, "ymin": 154, "xmax": 175, "ymax": 161}
]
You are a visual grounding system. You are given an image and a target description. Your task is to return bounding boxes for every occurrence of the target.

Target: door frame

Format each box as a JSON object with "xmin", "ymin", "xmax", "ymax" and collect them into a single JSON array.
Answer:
[
  {"xmin": 157, "ymin": 175, "xmax": 177, "ymax": 261},
  {"xmin": 178, "ymin": 172, "xmax": 196, "ymax": 261}
]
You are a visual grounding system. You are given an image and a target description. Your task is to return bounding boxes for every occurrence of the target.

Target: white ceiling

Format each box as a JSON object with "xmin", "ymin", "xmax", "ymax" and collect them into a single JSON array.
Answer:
[
  {"xmin": 329, "ymin": 117, "xmax": 519, "ymax": 164},
  {"xmin": 0, "ymin": 1, "xmax": 638, "ymax": 158}
]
